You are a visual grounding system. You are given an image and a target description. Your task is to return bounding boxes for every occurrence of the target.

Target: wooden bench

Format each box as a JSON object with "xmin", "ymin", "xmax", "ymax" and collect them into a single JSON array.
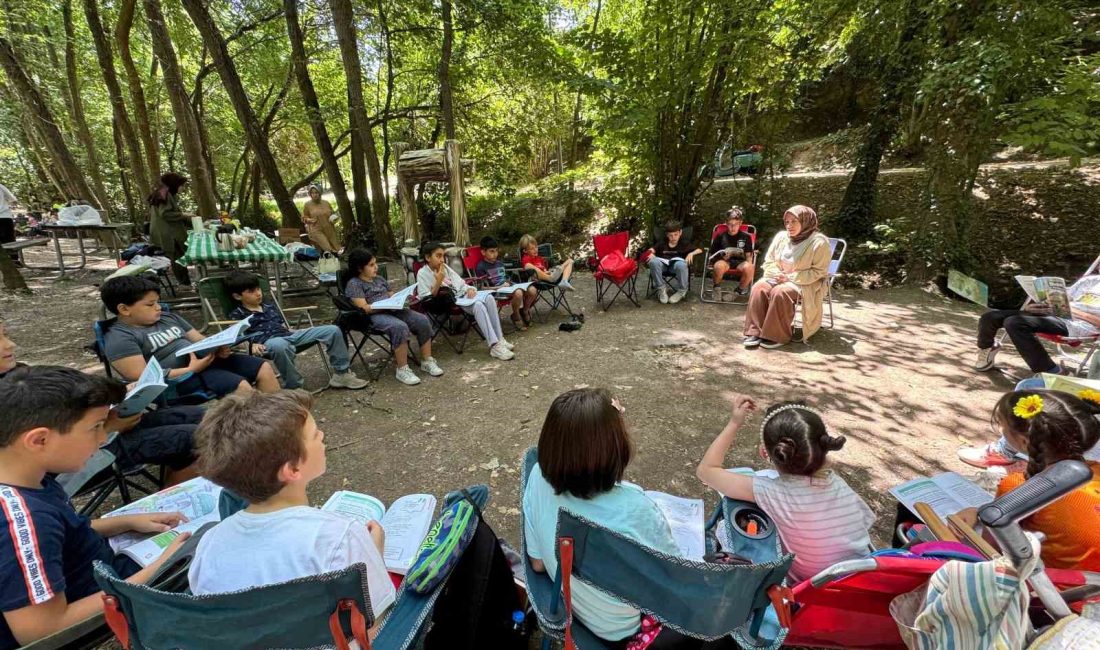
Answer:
[{"xmin": 2, "ymin": 237, "xmax": 49, "ymax": 265}]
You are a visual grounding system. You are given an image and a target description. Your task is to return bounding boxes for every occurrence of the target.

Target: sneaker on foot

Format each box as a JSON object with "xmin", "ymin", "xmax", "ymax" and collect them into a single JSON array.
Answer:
[
  {"xmin": 974, "ymin": 344, "xmax": 1001, "ymax": 372},
  {"xmin": 395, "ymin": 366, "xmax": 421, "ymax": 385},
  {"xmin": 735, "ymin": 287, "xmax": 749, "ymax": 296},
  {"xmin": 669, "ymin": 289, "xmax": 687, "ymax": 304},
  {"xmin": 559, "ymin": 280, "xmax": 576, "ymax": 292},
  {"xmin": 658, "ymin": 286, "xmax": 669, "ymax": 304},
  {"xmin": 499, "ymin": 338, "xmax": 515, "ymax": 350},
  {"xmin": 329, "ymin": 371, "xmax": 369, "ymax": 390},
  {"xmin": 760, "ymin": 339, "xmax": 785, "ymax": 349},
  {"xmin": 420, "ymin": 357, "xmax": 444, "ymax": 377},
  {"xmin": 957, "ymin": 442, "xmax": 1018, "ymax": 468},
  {"xmin": 743, "ymin": 336, "xmax": 761, "ymax": 348},
  {"xmin": 490, "ymin": 344, "xmax": 515, "ymax": 360}
]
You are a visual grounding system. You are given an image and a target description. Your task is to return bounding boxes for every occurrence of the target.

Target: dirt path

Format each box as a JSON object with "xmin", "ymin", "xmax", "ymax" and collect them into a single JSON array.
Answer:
[{"xmin": 0, "ymin": 259, "xmax": 1034, "ymax": 548}]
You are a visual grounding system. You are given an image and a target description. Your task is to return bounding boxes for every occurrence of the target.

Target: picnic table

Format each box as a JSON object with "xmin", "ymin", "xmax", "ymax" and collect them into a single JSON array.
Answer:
[
  {"xmin": 2, "ymin": 237, "xmax": 49, "ymax": 266},
  {"xmin": 34, "ymin": 223, "xmax": 131, "ymax": 278},
  {"xmin": 177, "ymin": 230, "xmax": 291, "ymax": 299}
]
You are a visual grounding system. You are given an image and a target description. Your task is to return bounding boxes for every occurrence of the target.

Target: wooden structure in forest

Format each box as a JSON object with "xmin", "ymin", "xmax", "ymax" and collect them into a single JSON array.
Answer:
[{"xmin": 392, "ymin": 139, "xmax": 475, "ymax": 246}]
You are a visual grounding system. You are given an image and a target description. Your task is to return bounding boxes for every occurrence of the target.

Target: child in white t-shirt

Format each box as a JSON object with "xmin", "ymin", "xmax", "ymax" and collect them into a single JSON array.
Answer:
[
  {"xmin": 188, "ymin": 391, "xmax": 395, "ymax": 623},
  {"xmin": 696, "ymin": 396, "xmax": 875, "ymax": 581}
]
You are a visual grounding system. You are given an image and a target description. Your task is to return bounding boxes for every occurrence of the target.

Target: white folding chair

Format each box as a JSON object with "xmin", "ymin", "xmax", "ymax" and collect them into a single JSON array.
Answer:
[{"xmin": 793, "ymin": 237, "xmax": 845, "ymax": 331}]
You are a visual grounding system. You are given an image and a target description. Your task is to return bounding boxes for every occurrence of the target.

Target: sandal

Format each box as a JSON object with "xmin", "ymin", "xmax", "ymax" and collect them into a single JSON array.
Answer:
[
  {"xmin": 511, "ymin": 314, "xmax": 528, "ymax": 331},
  {"xmin": 520, "ymin": 308, "xmax": 532, "ymax": 327}
]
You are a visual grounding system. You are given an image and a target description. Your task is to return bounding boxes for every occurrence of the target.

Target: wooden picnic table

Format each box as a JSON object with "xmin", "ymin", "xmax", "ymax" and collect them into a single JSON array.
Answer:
[
  {"xmin": 2, "ymin": 237, "xmax": 49, "ymax": 266},
  {"xmin": 34, "ymin": 224, "xmax": 131, "ymax": 278}
]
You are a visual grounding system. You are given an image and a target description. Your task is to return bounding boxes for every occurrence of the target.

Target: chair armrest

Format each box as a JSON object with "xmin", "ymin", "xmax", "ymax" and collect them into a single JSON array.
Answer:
[
  {"xmin": 210, "ymin": 320, "xmax": 238, "ymax": 327},
  {"xmin": 281, "ymin": 306, "xmax": 318, "ymax": 313}
]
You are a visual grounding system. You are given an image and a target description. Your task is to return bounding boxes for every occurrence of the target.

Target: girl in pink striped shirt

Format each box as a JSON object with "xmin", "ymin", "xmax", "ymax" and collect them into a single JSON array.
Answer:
[{"xmin": 697, "ymin": 396, "xmax": 875, "ymax": 581}]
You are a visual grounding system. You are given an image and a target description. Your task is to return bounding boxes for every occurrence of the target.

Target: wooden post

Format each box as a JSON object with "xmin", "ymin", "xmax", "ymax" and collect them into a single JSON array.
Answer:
[
  {"xmin": 445, "ymin": 139, "xmax": 469, "ymax": 247},
  {"xmin": 393, "ymin": 142, "xmax": 420, "ymax": 244}
]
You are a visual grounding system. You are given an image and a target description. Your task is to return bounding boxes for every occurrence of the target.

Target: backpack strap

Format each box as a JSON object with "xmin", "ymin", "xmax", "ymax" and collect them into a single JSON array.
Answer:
[
  {"xmin": 560, "ymin": 537, "xmax": 576, "ymax": 650},
  {"xmin": 329, "ymin": 598, "xmax": 371, "ymax": 650}
]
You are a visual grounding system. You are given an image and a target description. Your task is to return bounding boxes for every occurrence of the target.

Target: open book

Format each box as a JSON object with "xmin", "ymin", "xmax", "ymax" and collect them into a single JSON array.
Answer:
[
  {"xmin": 456, "ymin": 289, "xmax": 494, "ymax": 307},
  {"xmin": 174, "ymin": 316, "xmax": 252, "ymax": 357},
  {"xmin": 1042, "ymin": 372, "xmax": 1100, "ymax": 394},
  {"xmin": 1015, "ymin": 276, "xmax": 1072, "ymax": 319},
  {"xmin": 651, "ymin": 256, "xmax": 686, "ymax": 266},
  {"xmin": 115, "ymin": 357, "xmax": 167, "ymax": 417},
  {"xmin": 106, "ymin": 478, "xmax": 224, "ymax": 567},
  {"xmin": 321, "ymin": 491, "xmax": 437, "ymax": 574},
  {"xmin": 492, "ymin": 281, "xmax": 534, "ymax": 297},
  {"xmin": 370, "ymin": 284, "xmax": 417, "ymax": 311},
  {"xmin": 644, "ymin": 491, "xmax": 705, "ymax": 561},
  {"xmin": 889, "ymin": 472, "xmax": 993, "ymax": 522}
]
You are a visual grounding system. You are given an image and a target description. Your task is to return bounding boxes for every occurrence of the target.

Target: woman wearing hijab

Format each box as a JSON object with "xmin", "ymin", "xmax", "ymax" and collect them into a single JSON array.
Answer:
[
  {"xmin": 743, "ymin": 205, "xmax": 832, "ymax": 349},
  {"xmin": 148, "ymin": 172, "xmax": 196, "ymax": 285},
  {"xmin": 301, "ymin": 185, "xmax": 342, "ymax": 253}
]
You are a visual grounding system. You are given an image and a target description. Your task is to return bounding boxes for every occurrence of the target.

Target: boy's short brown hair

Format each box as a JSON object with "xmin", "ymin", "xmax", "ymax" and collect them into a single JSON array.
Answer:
[
  {"xmin": 195, "ymin": 390, "xmax": 314, "ymax": 502},
  {"xmin": 537, "ymin": 388, "xmax": 632, "ymax": 499}
]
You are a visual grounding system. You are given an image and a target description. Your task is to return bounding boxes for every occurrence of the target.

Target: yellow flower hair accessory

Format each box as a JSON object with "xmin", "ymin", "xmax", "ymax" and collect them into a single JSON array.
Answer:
[
  {"xmin": 1078, "ymin": 389, "xmax": 1100, "ymax": 406},
  {"xmin": 1013, "ymin": 395, "xmax": 1044, "ymax": 419}
]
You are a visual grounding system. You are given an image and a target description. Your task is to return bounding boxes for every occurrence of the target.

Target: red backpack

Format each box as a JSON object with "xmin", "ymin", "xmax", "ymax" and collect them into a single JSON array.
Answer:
[{"xmin": 597, "ymin": 250, "xmax": 637, "ymax": 284}]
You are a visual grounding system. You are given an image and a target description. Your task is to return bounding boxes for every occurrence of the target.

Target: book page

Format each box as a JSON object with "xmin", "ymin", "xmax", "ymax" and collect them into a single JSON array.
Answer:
[
  {"xmin": 107, "ymin": 478, "xmax": 224, "ymax": 559},
  {"xmin": 890, "ymin": 472, "xmax": 991, "ymax": 521},
  {"xmin": 644, "ymin": 491, "xmax": 705, "ymax": 561},
  {"xmin": 115, "ymin": 357, "xmax": 167, "ymax": 417},
  {"xmin": 320, "ymin": 490, "xmax": 386, "ymax": 525},
  {"xmin": 1038, "ymin": 277, "xmax": 1072, "ymax": 319},
  {"xmin": 493, "ymin": 281, "xmax": 533, "ymax": 296},
  {"xmin": 174, "ymin": 316, "xmax": 251, "ymax": 357},
  {"xmin": 379, "ymin": 494, "xmax": 437, "ymax": 574},
  {"xmin": 1015, "ymin": 275, "xmax": 1040, "ymax": 302},
  {"xmin": 369, "ymin": 284, "xmax": 416, "ymax": 311},
  {"xmin": 119, "ymin": 513, "xmax": 219, "ymax": 567},
  {"xmin": 1042, "ymin": 373, "xmax": 1100, "ymax": 393},
  {"xmin": 456, "ymin": 290, "xmax": 494, "ymax": 307}
]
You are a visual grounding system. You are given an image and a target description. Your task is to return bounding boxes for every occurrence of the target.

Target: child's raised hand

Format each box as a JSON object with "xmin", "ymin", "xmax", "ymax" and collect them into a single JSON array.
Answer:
[{"xmin": 728, "ymin": 393, "xmax": 757, "ymax": 427}]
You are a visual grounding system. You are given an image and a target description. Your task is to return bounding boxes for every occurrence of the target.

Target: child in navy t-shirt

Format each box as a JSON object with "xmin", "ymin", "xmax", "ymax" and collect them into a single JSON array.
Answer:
[{"xmin": 477, "ymin": 236, "xmax": 537, "ymax": 330}]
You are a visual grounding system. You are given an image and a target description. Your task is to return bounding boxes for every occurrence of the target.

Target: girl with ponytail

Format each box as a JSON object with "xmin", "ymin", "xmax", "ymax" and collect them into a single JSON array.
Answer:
[
  {"xmin": 995, "ymin": 390, "xmax": 1100, "ymax": 570},
  {"xmin": 696, "ymin": 395, "xmax": 874, "ymax": 581}
]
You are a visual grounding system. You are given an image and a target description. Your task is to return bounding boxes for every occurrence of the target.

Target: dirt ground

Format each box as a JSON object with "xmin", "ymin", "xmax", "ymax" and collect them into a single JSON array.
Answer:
[{"xmin": 0, "ymin": 241, "xmax": 1039, "ymax": 552}]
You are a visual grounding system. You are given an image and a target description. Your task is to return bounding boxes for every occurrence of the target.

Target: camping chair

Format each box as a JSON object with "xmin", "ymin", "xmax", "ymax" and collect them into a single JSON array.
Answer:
[
  {"xmin": 519, "ymin": 447, "xmax": 795, "ymax": 650},
  {"xmin": 461, "ymin": 245, "xmax": 522, "ymax": 332},
  {"xmin": 792, "ymin": 237, "xmax": 846, "ymax": 332},
  {"xmin": 196, "ymin": 274, "xmax": 334, "ymax": 388},
  {"xmin": 94, "ymin": 485, "xmax": 493, "ymax": 650},
  {"xmin": 592, "ymin": 231, "xmax": 641, "ymax": 311},
  {"xmin": 408, "ymin": 258, "xmax": 485, "ymax": 354},
  {"xmin": 519, "ymin": 242, "xmax": 578, "ymax": 322},
  {"xmin": 699, "ymin": 223, "xmax": 757, "ymax": 305},
  {"xmin": 57, "ymin": 442, "xmax": 165, "ymax": 517},
  {"xmin": 331, "ymin": 268, "xmax": 418, "ymax": 381},
  {"xmin": 643, "ymin": 225, "xmax": 698, "ymax": 300},
  {"xmin": 996, "ymin": 252, "xmax": 1100, "ymax": 377}
]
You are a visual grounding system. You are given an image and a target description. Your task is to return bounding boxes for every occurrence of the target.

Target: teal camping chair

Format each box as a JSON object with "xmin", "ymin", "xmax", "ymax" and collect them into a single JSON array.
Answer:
[
  {"xmin": 519, "ymin": 447, "xmax": 795, "ymax": 650},
  {"xmin": 94, "ymin": 485, "xmax": 491, "ymax": 650}
]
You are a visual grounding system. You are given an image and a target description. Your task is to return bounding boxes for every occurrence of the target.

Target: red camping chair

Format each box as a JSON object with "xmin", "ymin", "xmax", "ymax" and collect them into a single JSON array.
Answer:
[
  {"xmin": 409, "ymin": 259, "xmax": 484, "ymax": 354},
  {"xmin": 461, "ymin": 245, "xmax": 523, "ymax": 332},
  {"xmin": 700, "ymin": 223, "xmax": 757, "ymax": 305},
  {"xmin": 996, "ymin": 252, "xmax": 1100, "ymax": 376},
  {"xmin": 592, "ymin": 231, "xmax": 640, "ymax": 311}
]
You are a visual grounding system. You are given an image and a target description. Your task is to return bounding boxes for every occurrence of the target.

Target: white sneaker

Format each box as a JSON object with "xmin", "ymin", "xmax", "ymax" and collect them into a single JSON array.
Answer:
[
  {"xmin": 669, "ymin": 289, "xmax": 687, "ymax": 304},
  {"xmin": 419, "ymin": 357, "xmax": 444, "ymax": 377},
  {"xmin": 329, "ymin": 371, "xmax": 369, "ymax": 390},
  {"xmin": 658, "ymin": 286, "xmax": 669, "ymax": 304},
  {"xmin": 395, "ymin": 366, "xmax": 421, "ymax": 385},
  {"xmin": 974, "ymin": 344, "xmax": 1001, "ymax": 372},
  {"xmin": 499, "ymin": 338, "xmax": 515, "ymax": 350},
  {"xmin": 559, "ymin": 280, "xmax": 576, "ymax": 292},
  {"xmin": 490, "ymin": 344, "xmax": 515, "ymax": 361}
]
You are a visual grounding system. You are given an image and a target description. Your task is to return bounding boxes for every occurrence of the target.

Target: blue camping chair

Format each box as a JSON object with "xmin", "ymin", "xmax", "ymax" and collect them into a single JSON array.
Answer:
[
  {"xmin": 519, "ymin": 447, "xmax": 794, "ymax": 650},
  {"xmin": 94, "ymin": 485, "xmax": 491, "ymax": 650}
]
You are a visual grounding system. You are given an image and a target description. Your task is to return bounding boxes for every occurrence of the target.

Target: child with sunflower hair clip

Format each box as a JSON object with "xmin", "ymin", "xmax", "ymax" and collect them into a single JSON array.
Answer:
[{"xmin": 995, "ymin": 390, "xmax": 1100, "ymax": 571}]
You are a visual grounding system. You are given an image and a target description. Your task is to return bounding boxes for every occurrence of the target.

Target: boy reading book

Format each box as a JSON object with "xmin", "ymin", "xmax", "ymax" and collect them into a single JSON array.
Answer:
[
  {"xmin": 0, "ymin": 366, "xmax": 190, "ymax": 649},
  {"xmin": 224, "ymin": 271, "xmax": 367, "ymax": 391},
  {"xmin": 707, "ymin": 208, "xmax": 755, "ymax": 299},
  {"xmin": 974, "ymin": 271, "xmax": 1100, "ymax": 375},
  {"xmin": 477, "ymin": 236, "xmax": 537, "ymax": 330},
  {"xmin": 100, "ymin": 276, "xmax": 280, "ymax": 398},
  {"xmin": 187, "ymin": 391, "xmax": 396, "ymax": 624},
  {"xmin": 645, "ymin": 221, "xmax": 702, "ymax": 304},
  {"xmin": 0, "ymin": 318, "xmax": 199, "ymax": 486}
]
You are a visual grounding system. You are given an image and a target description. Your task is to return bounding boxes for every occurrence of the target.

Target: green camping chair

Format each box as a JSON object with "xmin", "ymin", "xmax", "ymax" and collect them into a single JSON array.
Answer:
[
  {"xmin": 197, "ymin": 274, "xmax": 334, "ymax": 389},
  {"xmin": 519, "ymin": 447, "xmax": 795, "ymax": 650}
]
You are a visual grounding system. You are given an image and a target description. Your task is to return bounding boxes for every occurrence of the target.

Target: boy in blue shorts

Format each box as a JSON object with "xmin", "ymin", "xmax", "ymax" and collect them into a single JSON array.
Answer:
[
  {"xmin": 0, "ymin": 366, "xmax": 190, "ymax": 648},
  {"xmin": 100, "ymin": 276, "xmax": 280, "ymax": 397},
  {"xmin": 224, "ymin": 271, "xmax": 368, "ymax": 390}
]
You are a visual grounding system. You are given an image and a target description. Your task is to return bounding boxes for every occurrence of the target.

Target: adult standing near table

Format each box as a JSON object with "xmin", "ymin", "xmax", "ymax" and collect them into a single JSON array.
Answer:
[
  {"xmin": 743, "ymin": 205, "xmax": 831, "ymax": 349},
  {"xmin": 149, "ymin": 172, "xmax": 196, "ymax": 286},
  {"xmin": 0, "ymin": 182, "xmax": 16, "ymax": 264},
  {"xmin": 301, "ymin": 185, "xmax": 342, "ymax": 254}
]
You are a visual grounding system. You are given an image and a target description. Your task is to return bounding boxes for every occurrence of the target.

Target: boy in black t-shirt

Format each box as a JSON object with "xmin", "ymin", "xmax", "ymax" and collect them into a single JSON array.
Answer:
[
  {"xmin": 707, "ymin": 208, "xmax": 755, "ymax": 299},
  {"xmin": 645, "ymin": 221, "xmax": 702, "ymax": 304},
  {"xmin": 0, "ymin": 366, "xmax": 189, "ymax": 649}
]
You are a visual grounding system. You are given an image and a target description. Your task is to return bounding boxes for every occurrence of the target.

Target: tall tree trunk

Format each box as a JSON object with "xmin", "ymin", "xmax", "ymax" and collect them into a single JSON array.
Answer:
[
  {"xmin": 82, "ymin": 0, "xmax": 151, "ymax": 201},
  {"xmin": 835, "ymin": 0, "xmax": 928, "ymax": 243},
  {"xmin": 112, "ymin": 119, "xmax": 139, "ymax": 221},
  {"xmin": 330, "ymin": 0, "xmax": 395, "ymax": 256},
  {"xmin": 181, "ymin": 0, "xmax": 301, "ymax": 229},
  {"xmin": 0, "ymin": 37, "xmax": 94, "ymax": 202},
  {"xmin": 284, "ymin": 0, "xmax": 355, "ymax": 234},
  {"xmin": 438, "ymin": 0, "xmax": 456, "ymax": 141},
  {"xmin": 61, "ymin": 0, "xmax": 112, "ymax": 210},
  {"xmin": 115, "ymin": 0, "xmax": 161, "ymax": 183},
  {"xmin": 329, "ymin": 0, "xmax": 370, "ymax": 231},
  {"xmin": 143, "ymin": 0, "xmax": 220, "ymax": 217}
]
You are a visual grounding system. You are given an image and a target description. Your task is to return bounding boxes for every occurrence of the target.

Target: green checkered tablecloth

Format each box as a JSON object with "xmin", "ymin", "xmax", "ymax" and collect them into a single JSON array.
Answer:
[{"xmin": 178, "ymin": 231, "xmax": 290, "ymax": 265}]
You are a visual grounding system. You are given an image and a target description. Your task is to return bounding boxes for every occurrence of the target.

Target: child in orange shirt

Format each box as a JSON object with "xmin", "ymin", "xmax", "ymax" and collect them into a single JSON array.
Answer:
[{"xmin": 995, "ymin": 390, "xmax": 1100, "ymax": 571}]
